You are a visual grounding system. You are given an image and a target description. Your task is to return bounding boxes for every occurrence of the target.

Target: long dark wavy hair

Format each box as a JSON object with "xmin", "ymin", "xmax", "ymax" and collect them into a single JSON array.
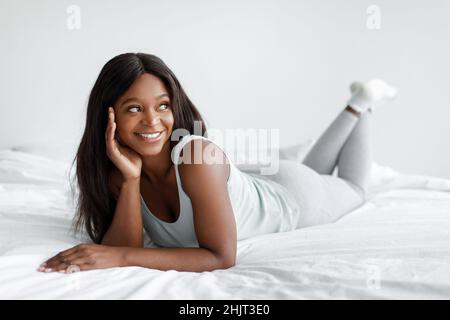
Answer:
[{"xmin": 70, "ymin": 53, "xmax": 207, "ymax": 244}]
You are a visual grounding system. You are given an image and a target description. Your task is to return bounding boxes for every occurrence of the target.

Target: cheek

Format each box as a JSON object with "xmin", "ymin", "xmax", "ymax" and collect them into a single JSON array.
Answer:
[
  {"xmin": 164, "ymin": 113, "xmax": 175, "ymax": 132},
  {"xmin": 115, "ymin": 117, "xmax": 133, "ymax": 133},
  {"xmin": 115, "ymin": 119, "xmax": 136, "ymax": 142}
]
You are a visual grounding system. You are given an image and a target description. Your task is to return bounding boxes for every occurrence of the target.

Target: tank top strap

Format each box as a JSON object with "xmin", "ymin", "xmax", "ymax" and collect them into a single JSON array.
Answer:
[
  {"xmin": 171, "ymin": 134, "xmax": 211, "ymax": 197},
  {"xmin": 171, "ymin": 134, "xmax": 210, "ymax": 166}
]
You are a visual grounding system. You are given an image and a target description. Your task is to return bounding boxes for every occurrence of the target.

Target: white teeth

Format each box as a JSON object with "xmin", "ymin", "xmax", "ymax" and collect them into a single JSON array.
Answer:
[{"xmin": 138, "ymin": 132, "xmax": 161, "ymax": 139}]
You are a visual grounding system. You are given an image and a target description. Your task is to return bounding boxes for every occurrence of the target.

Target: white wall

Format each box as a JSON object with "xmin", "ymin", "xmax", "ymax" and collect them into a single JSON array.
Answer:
[{"xmin": 1, "ymin": 0, "xmax": 449, "ymax": 178}]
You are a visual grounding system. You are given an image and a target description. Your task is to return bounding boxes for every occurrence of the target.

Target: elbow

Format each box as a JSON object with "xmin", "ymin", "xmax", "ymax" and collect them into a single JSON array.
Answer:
[
  {"xmin": 222, "ymin": 259, "xmax": 235, "ymax": 269},
  {"xmin": 216, "ymin": 253, "xmax": 236, "ymax": 270},
  {"xmin": 218, "ymin": 246, "xmax": 237, "ymax": 269}
]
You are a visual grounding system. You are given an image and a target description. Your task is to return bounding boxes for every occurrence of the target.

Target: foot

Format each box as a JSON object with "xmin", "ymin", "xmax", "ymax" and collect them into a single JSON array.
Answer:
[
  {"xmin": 350, "ymin": 81, "xmax": 362, "ymax": 95},
  {"xmin": 347, "ymin": 78, "xmax": 397, "ymax": 113}
]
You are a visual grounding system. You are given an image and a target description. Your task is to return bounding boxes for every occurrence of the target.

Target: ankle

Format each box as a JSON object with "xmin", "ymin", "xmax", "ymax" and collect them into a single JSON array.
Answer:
[{"xmin": 345, "ymin": 105, "xmax": 361, "ymax": 117}]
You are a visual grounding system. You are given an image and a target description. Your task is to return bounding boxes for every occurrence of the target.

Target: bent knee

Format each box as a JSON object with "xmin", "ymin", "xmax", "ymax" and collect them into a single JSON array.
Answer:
[{"xmin": 347, "ymin": 181, "xmax": 368, "ymax": 202}]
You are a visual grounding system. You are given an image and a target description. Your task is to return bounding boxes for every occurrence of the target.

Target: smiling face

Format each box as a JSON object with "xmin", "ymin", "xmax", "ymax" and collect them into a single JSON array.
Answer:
[{"xmin": 113, "ymin": 73, "xmax": 174, "ymax": 157}]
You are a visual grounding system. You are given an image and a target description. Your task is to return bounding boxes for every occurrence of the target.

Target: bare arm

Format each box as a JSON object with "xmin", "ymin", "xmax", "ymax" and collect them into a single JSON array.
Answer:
[
  {"xmin": 42, "ymin": 140, "xmax": 236, "ymax": 273},
  {"xmin": 121, "ymin": 140, "xmax": 236, "ymax": 271},
  {"xmin": 101, "ymin": 106, "xmax": 144, "ymax": 247},
  {"xmin": 122, "ymin": 247, "xmax": 232, "ymax": 272},
  {"xmin": 101, "ymin": 176, "xmax": 143, "ymax": 247}
]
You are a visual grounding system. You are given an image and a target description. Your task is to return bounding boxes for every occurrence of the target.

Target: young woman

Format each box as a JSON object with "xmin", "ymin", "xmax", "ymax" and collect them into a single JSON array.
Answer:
[{"xmin": 38, "ymin": 53, "xmax": 397, "ymax": 273}]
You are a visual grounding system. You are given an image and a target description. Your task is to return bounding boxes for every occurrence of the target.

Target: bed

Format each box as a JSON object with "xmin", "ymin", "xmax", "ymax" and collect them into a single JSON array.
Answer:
[{"xmin": 1, "ymin": 143, "xmax": 450, "ymax": 299}]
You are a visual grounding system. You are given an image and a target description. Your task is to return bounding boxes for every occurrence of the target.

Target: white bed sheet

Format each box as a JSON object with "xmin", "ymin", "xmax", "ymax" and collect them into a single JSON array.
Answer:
[{"xmin": 1, "ymin": 150, "xmax": 450, "ymax": 299}]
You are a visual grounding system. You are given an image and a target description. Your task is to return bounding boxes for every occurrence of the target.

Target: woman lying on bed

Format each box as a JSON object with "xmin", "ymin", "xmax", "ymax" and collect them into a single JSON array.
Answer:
[{"xmin": 38, "ymin": 53, "xmax": 397, "ymax": 273}]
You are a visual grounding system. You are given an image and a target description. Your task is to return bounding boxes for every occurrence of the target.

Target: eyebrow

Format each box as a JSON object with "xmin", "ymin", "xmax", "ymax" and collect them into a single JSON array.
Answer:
[{"xmin": 121, "ymin": 93, "xmax": 170, "ymax": 106}]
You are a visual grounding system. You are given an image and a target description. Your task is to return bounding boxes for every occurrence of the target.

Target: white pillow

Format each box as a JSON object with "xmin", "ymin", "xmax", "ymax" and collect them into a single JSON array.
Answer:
[
  {"xmin": 11, "ymin": 138, "xmax": 78, "ymax": 165},
  {"xmin": 0, "ymin": 149, "xmax": 72, "ymax": 184},
  {"xmin": 0, "ymin": 148, "xmax": 78, "ymax": 217}
]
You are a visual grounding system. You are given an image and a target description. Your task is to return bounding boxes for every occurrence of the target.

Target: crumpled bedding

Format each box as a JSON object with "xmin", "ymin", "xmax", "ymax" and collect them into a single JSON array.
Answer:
[{"xmin": 1, "ymin": 149, "xmax": 449, "ymax": 299}]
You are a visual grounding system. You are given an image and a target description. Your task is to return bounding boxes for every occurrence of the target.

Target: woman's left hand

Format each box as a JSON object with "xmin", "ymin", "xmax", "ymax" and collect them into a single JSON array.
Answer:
[{"xmin": 38, "ymin": 244, "xmax": 126, "ymax": 273}]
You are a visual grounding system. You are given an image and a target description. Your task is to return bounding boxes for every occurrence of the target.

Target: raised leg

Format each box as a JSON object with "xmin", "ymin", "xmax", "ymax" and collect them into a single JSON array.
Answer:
[
  {"xmin": 336, "ymin": 109, "xmax": 373, "ymax": 196},
  {"xmin": 302, "ymin": 107, "xmax": 360, "ymax": 175}
]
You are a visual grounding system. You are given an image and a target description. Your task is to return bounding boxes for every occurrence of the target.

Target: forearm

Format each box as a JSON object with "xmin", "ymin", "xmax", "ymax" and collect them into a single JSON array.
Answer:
[
  {"xmin": 102, "ymin": 178, "xmax": 143, "ymax": 247},
  {"xmin": 122, "ymin": 247, "xmax": 235, "ymax": 272}
]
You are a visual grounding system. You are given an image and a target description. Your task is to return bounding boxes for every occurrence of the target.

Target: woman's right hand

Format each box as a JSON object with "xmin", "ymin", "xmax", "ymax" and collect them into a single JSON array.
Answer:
[{"xmin": 105, "ymin": 107, "xmax": 142, "ymax": 181}]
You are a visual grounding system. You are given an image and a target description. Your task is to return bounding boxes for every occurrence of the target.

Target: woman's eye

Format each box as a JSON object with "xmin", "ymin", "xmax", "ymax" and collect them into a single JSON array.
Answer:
[
  {"xmin": 127, "ymin": 106, "xmax": 141, "ymax": 113},
  {"xmin": 158, "ymin": 103, "xmax": 170, "ymax": 111},
  {"xmin": 127, "ymin": 104, "xmax": 169, "ymax": 113}
]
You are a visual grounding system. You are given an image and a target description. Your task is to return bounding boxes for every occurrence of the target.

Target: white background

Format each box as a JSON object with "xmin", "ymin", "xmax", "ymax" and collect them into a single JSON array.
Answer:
[{"xmin": 1, "ymin": 0, "xmax": 449, "ymax": 178}]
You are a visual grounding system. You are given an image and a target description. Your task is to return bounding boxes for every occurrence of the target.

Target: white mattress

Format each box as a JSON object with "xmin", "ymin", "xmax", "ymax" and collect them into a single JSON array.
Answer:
[{"xmin": 1, "ymin": 149, "xmax": 450, "ymax": 299}]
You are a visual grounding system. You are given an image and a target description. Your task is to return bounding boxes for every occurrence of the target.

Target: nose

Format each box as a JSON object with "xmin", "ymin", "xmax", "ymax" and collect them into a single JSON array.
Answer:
[{"xmin": 141, "ymin": 108, "xmax": 160, "ymax": 127}]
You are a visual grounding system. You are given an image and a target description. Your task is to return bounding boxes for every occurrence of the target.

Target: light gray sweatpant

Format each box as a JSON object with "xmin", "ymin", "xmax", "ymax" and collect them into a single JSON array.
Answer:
[{"xmin": 269, "ymin": 109, "xmax": 372, "ymax": 228}]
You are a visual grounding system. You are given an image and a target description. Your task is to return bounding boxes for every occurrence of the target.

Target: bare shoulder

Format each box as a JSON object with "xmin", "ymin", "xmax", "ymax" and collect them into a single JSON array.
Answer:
[{"xmin": 177, "ymin": 138, "xmax": 230, "ymax": 190}]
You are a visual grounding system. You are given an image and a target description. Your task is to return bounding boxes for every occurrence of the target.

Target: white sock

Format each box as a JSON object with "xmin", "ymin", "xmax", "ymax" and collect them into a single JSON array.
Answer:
[{"xmin": 347, "ymin": 78, "xmax": 398, "ymax": 113}]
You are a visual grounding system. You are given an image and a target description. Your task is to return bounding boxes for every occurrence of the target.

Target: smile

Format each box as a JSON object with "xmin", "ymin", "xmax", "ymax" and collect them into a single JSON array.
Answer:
[{"xmin": 135, "ymin": 131, "xmax": 163, "ymax": 143}]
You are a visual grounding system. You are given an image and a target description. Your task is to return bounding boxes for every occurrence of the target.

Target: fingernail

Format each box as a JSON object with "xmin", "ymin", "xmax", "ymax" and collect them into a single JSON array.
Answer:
[{"xmin": 44, "ymin": 268, "xmax": 53, "ymax": 272}]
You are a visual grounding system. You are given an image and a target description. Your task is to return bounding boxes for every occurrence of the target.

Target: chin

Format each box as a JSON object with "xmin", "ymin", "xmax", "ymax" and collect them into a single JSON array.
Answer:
[
  {"xmin": 138, "ymin": 148, "xmax": 163, "ymax": 157},
  {"xmin": 132, "ymin": 142, "xmax": 162, "ymax": 155},
  {"xmin": 133, "ymin": 135, "xmax": 169, "ymax": 157}
]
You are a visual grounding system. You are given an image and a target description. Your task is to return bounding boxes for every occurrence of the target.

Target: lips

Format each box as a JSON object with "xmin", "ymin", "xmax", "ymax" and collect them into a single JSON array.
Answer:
[
  {"xmin": 134, "ymin": 130, "xmax": 164, "ymax": 143},
  {"xmin": 136, "ymin": 132, "xmax": 162, "ymax": 139},
  {"xmin": 136, "ymin": 131, "xmax": 162, "ymax": 134}
]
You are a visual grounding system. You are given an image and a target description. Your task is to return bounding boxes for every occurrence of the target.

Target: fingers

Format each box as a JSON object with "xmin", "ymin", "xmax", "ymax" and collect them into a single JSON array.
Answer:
[
  {"xmin": 38, "ymin": 253, "xmax": 93, "ymax": 273},
  {"xmin": 37, "ymin": 244, "xmax": 100, "ymax": 274},
  {"xmin": 105, "ymin": 107, "xmax": 134, "ymax": 161},
  {"xmin": 47, "ymin": 257, "xmax": 92, "ymax": 273},
  {"xmin": 105, "ymin": 107, "xmax": 119, "ymax": 159},
  {"xmin": 65, "ymin": 264, "xmax": 82, "ymax": 273},
  {"xmin": 42, "ymin": 253, "xmax": 82, "ymax": 271},
  {"xmin": 106, "ymin": 107, "xmax": 116, "ymax": 142},
  {"xmin": 63, "ymin": 263, "xmax": 94, "ymax": 273},
  {"xmin": 40, "ymin": 251, "xmax": 73, "ymax": 269},
  {"xmin": 39, "ymin": 263, "xmax": 91, "ymax": 274},
  {"xmin": 38, "ymin": 244, "xmax": 85, "ymax": 272}
]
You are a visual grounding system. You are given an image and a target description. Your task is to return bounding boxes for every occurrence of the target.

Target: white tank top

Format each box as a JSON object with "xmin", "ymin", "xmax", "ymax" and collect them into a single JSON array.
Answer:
[{"xmin": 140, "ymin": 134, "xmax": 300, "ymax": 247}]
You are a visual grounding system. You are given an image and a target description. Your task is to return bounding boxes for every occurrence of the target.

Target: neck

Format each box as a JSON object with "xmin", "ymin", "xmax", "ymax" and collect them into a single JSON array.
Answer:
[{"xmin": 140, "ymin": 140, "xmax": 173, "ymax": 184}]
